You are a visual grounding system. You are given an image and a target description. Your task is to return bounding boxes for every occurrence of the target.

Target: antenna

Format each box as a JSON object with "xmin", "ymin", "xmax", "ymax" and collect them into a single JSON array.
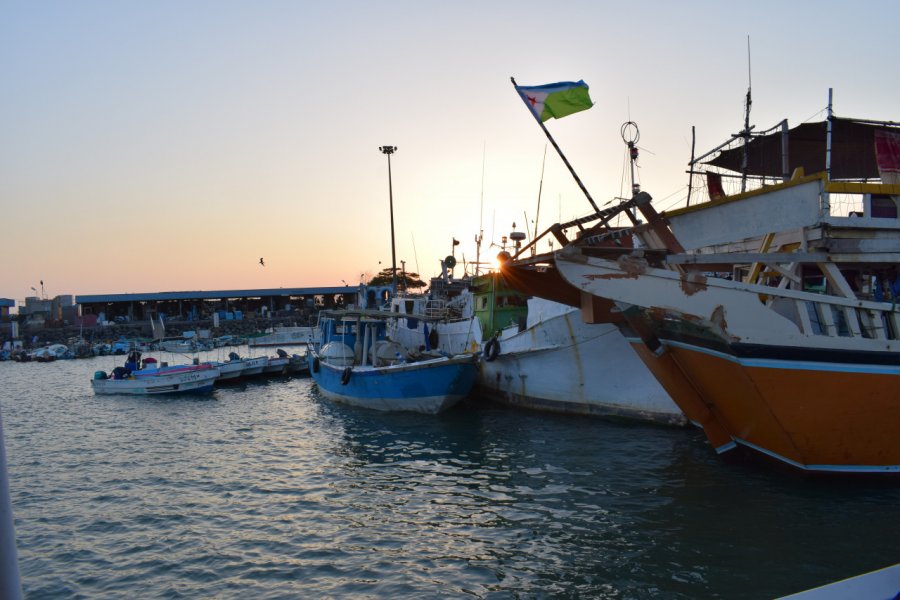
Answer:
[
  {"xmin": 476, "ymin": 142, "xmax": 486, "ymax": 276},
  {"xmin": 410, "ymin": 232, "xmax": 420, "ymax": 276},
  {"xmin": 533, "ymin": 144, "xmax": 547, "ymax": 256},
  {"xmin": 741, "ymin": 35, "xmax": 752, "ymax": 193},
  {"xmin": 747, "ymin": 35, "xmax": 752, "ymax": 93},
  {"xmin": 490, "ymin": 209, "xmax": 496, "ymax": 252},
  {"xmin": 480, "ymin": 142, "xmax": 485, "ymax": 233},
  {"xmin": 621, "ymin": 121, "xmax": 642, "ymax": 226}
]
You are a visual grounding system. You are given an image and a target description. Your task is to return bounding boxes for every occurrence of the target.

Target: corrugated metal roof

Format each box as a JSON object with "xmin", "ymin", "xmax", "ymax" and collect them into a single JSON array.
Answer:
[{"xmin": 76, "ymin": 287, "xmax": 354, "ymax": 303}]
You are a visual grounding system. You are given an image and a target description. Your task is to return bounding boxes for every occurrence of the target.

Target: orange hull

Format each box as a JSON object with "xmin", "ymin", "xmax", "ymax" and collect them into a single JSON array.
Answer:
[
  {"xmin": 630, "ymin": 343, "xmax": 734, "ymax": 452},
  {"xmin": 632, "ymin": 342, "xmax": 900, "ymax": 473}
]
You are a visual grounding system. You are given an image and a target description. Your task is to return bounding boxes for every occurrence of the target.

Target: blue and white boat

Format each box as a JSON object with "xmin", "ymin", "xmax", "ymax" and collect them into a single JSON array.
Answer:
[
  {"xmin": 307, "ymin": 310, "xmax": 477, "ymax": 414},
  {"xmin": 90, "ymin": 349, "xmax": 220, "ymax": 395},
  {"xmin": 91, "ymin": 362, "xmax": 219, "ymax": 395}
]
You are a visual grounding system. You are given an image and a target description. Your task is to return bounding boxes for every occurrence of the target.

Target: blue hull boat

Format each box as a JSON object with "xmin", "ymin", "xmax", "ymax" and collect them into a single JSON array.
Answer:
[
  {"xmin": 307, "ymin": 309, "xmax": 478, "ymax": 413},
  {"xmin": 308, "ymin": 350, "xmax": 477, "ymax": 414}
]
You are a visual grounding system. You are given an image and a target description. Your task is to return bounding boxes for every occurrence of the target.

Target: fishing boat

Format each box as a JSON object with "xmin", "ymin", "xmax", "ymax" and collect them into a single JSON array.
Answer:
[
  {"xmin": 261, "ymin": 349, "xmax": 291, "ymax": 375},
  {"xmin": 516, "ymin": 92, "xmax": 900, "ymax": 473},
  {"xmin": 307, "ymin": 310, "xmax": 478, "ymax": 414},
  {"xmin": 247, "ymin": 326, "xmax": 316, "ymax": 347},
  {"xmin": 90, "ymin": 319, "xmax": 221, "ymax": 395},
  {"xmin": 232, "ymin": 354, "xmax": 268, "ymax": 377},
  {"xmin": 388, "ymin": 264, "xmax": 683, "ymax": 424},
  {"xmin": 91, "ymin": 360, "xmax": 220, "ymax": 395},
  {"xmin": 205, "ymin": 353, "xmax": 247, "ymax": 382},
  {"xmin": 159, "ymin": 338, "xmax": 199, "ymax": 353},
  {"xmin": 286, "ymin": 352, "xmax": 309, "ymax": 375},
  {"xmin": 778, "ymin": 563, "xmax": 900, "ymax": 599}
]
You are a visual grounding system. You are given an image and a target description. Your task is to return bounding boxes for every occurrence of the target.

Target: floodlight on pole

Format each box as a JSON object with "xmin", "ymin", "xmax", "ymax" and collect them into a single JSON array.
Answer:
[{"xmin": 379, "ymin": 146, "xmax": 398, "ymax": 291}]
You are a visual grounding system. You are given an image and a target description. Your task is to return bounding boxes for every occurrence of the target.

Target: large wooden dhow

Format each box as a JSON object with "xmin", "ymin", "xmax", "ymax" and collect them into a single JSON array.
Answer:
[{"xmin": 507, "ymin": 94, "xmax": 900, "ymax": 474}]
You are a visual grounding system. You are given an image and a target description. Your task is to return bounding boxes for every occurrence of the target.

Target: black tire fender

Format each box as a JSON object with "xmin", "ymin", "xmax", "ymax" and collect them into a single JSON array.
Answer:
[
  {"xmin": 340, "ymin": 366, "xmax": 352, "ymax": 385},
  {"xmin": 312, "ymin": 356, "xmax": 320, "ymax": 373},
  {"xmin": 484, "ymin": 337, "xmax": 500, "ymax": 362}
]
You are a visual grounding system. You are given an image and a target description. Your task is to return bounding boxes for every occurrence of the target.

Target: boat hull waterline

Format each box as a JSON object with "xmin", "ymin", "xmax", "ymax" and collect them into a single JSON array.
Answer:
[
  {"xmin": 477, "ymin": 311, "xmax": 683, "ymax": 424},
  {"xmin": 308, "ymin": 352, "xmax": 478, "ymax": 414}
]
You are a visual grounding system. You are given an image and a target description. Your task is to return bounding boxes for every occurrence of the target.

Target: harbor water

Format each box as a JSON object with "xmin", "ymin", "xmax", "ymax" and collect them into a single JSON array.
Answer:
[{"xmin": 1, "ymin": 353, "xmax": 898, "ymax": 598}]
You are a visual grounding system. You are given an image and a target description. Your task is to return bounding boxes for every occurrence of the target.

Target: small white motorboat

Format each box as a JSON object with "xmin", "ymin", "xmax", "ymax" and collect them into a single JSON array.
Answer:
[{"xmin": 91, "ymin": 363, "xmax": 220, "ymax": 395}]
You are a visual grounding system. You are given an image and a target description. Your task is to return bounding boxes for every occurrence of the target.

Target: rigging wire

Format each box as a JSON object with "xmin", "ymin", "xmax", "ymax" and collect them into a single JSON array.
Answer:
[{"xmin": 411, "ymin": 233, "xmax": 420, "ymax": 276}]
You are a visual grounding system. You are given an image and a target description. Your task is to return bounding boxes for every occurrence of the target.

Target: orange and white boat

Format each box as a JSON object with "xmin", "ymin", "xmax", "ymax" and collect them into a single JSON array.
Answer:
[{"xmin": 508, "ymin": 91, "xmax": 900, "ymax": 473}]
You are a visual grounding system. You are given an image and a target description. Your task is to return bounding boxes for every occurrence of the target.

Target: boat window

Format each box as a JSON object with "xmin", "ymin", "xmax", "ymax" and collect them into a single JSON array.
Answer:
[
  {"xmin": 871, "ymin": 194, "xmax": 898, "ymax": 219},
  {"xmin": 335, "ymin": 322, "xmax": 356, "ymax": 335},
  {"xmin": 805, "ymin": 302, "xmax": 824, "ymax": 335},
  {"xmin": 803, "ymin": 276, "xmax": 827, "ymax": 294}
]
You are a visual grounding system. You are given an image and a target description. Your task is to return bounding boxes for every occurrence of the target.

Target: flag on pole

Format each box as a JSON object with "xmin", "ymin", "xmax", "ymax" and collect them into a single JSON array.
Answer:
[{"xmin": 514, "ymin": 80, "xmax": 593, "ymax": 122}]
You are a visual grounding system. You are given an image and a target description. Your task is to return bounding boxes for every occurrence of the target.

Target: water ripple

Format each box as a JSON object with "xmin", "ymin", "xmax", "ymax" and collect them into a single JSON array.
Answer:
[{"xmin": 1, "ymin": 356, "xmax": 899, "ymax": 598}]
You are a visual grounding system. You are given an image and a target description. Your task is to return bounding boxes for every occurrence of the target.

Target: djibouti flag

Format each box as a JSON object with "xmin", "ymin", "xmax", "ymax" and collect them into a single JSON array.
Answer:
[{"xmin": 514, "ymin": 80, "xmax": 593, "ymax": 122}]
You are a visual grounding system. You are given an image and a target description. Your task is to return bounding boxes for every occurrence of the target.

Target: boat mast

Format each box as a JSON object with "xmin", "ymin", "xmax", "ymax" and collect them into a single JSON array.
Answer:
[
  {"xmin": 686, "ymin": 126, "xmax": 696, "ymax": 206},
  {"xmin": 740, "ymin": 36, "xmax": 752, "ymax": 193},
  {"xmin": 476, "ymin": 143, "xmax": 485, "ymax": 276},
  {"xmin": 824, "ymin": 87, "xmax": 833, "ymax": 215}
]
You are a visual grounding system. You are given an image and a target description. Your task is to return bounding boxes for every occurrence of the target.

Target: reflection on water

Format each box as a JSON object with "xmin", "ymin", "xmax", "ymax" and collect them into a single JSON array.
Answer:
[{"xmin": 0, "ymin": 356, "xmax": 898, "ymax": 598}]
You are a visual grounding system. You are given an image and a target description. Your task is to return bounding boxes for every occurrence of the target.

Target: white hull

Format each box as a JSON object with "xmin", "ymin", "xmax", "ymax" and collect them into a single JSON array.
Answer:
[
  {"xmin": 159, "ymin": 340, "xmax": 198, "ymax": 353},
  {"xmin": 213, "ymin": 361, "xmax": 245, "ymax": 381},
  {"xmin": 248, "ymin": 326, "xmax": 316, "ymax": 347},
  {"xmin": 391, "ymin": 300, "xmax": 682, "ymax": 423},
  {"xmin": 262, "ymin": 357, "xmax": 289, "ymax": 374},
  {"xmin": 239, "ymin": 357, "xmax": 268, "ymax": 376},
  {"xmin": 555, "ymin": 248, "xmax": 900, "ymax": 353},
  {"xmin": 91, "ymin": 368, "xmax": 219, "ymax": 395},
  {"xmin": 478, "ymin": 309, "xmax": 684, "ymax": 424}
]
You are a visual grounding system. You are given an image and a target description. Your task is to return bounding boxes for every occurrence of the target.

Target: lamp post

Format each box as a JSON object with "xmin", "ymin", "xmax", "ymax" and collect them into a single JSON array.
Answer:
[{"xmin": 379, "ymin": 145, "xmax": 398, "ymax": 291}]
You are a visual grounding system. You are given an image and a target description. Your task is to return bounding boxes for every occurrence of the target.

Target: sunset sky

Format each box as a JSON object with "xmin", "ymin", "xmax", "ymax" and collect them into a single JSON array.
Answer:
[{"xmin": 3, "ymin": 1, "xmax": 899, "ymax": 302}]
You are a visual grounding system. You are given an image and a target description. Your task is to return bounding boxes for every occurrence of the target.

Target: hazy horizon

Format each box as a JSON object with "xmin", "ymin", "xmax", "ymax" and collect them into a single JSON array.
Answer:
[{"xmin": 4, "ymin": 1, "xmax": 899, "ymax": 301}]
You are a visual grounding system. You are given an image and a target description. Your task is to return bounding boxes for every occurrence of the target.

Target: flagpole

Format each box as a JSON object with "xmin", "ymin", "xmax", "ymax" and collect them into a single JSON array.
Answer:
[{"xmin": 511, "ymin": 77, "xmax": 600, "ymax": 213}]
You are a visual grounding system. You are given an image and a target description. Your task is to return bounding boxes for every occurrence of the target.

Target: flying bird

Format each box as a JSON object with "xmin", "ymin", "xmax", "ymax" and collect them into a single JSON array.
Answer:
[{"xmin": 259, "ymin": 257, "xmax": 265, "ymax": 267}]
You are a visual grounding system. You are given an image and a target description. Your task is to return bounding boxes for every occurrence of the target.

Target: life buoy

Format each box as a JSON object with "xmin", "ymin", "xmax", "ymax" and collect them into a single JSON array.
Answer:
[
  {"xmin": 340, "ymin": 366, "xmax": 352, "ymax": 385},
  {"xmin": 484, "ymin": 337, "xmax": 500, "ymax": 362},
  {"xmin": 428, "ymin": 327, "xmax": 439, "ymax": 349},
  {"xmin": 312, "ymin": 356, "xmax": 320, "ymax": 373}
]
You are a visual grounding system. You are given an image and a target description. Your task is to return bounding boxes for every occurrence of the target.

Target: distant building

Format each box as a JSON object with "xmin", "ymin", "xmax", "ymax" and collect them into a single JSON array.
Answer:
[
  {"xmin": 20, "ymin": 296, "xmax": 53, "ymax": 328},
  {"xmin": 75, "ymin": 286, "xmax": 356, "ymax": 325},
  {"xmin": 0, "ymin": 298, "xmax": 13, "ymax": 319}
]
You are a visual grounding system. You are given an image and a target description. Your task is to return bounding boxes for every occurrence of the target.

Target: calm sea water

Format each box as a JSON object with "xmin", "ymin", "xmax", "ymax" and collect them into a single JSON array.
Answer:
[{"xmin": 0, "ymin": 350, "xmax": 898, "ymax": 599}]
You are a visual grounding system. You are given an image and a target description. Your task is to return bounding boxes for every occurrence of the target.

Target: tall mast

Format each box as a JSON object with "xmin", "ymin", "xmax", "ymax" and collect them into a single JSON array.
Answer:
[
  {"xmin": 476, "ymin": 143, "xmax": 485, "ymax": 276},
  {"xmin": 824, "ymin": 87, "xmax": 833, "ymax": 215},
  {"xmin": 686, "ymin": 125, "xmax": 696, "ymax": 206},
  {"xmin": 741, "ymin": 36, "xmax": 752, "ymax": 193}
]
